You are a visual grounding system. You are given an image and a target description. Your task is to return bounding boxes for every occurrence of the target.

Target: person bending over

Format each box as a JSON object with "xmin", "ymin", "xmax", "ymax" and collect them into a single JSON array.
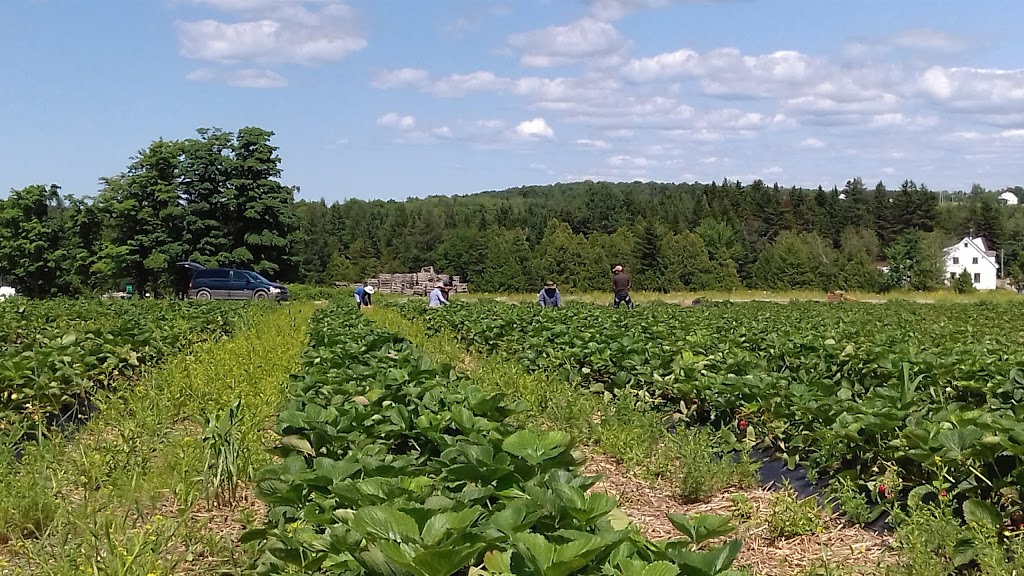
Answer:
[{"xmin": 538, "ymin": 280, "xmax": 562, "ymax": 307}]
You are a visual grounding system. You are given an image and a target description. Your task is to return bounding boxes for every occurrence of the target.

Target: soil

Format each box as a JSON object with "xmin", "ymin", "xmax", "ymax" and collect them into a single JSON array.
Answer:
[{"xmin": 582, "ymin": 449, "xmax": 895, "ymax": 576}]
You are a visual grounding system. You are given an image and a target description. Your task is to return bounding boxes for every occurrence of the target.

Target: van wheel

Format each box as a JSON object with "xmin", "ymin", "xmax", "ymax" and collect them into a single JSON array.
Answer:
[
  {"xmin": 253, "ymin": 290, "xmax": 269, "ymax": 301},
  {"xmin": 196, "ymin": 289, "xmax": 212, "ymax": 301}
]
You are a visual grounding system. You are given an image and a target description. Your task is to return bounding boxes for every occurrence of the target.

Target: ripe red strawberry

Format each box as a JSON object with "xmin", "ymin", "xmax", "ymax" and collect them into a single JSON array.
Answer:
[
  {"xmin": 878, "ymin": 484, "xmax": 886, "ymax": 497},
  {"xmin": 738, "ymin": 420, "xmax": 747, "ymax": 430}
]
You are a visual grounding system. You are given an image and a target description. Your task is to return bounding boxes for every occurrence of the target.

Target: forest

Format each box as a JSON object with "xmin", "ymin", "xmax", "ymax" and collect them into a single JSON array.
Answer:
[{"xmin": 2, "ymin": 126, "xmax": 1024, "ymax": 296}]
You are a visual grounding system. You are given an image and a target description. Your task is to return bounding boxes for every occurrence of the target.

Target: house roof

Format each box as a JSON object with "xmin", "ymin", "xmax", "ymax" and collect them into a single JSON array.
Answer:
[{"xmin": 947, "ymin": 236, "xmax": 998, "ymax": 268}]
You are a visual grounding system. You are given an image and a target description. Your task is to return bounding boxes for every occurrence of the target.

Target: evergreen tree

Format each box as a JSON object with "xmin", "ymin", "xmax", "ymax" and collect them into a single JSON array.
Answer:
[{"xmin": 228, "ymin": 127, "xmax": 298, "ymax": 278}]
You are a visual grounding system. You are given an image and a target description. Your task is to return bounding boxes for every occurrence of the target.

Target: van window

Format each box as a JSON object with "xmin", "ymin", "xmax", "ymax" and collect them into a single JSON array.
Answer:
[{"xmin": 196, "ymin": 269, "xmax": 230, "ymax": 279}]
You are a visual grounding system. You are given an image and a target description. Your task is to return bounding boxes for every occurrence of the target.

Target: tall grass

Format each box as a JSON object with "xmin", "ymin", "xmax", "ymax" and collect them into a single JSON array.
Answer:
[{"xmin": 0, "ymin": 303, "xmax": 314, "ymax": 575}]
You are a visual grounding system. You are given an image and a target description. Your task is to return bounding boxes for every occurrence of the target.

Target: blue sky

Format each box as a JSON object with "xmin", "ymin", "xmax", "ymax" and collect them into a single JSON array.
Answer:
[{"xmin": 3, "ymin": 0, "xmax": 1024, "ymax": 202}]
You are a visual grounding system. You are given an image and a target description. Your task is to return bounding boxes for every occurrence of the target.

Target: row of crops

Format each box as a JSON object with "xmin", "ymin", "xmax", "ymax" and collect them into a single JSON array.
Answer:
[
  {"xmin": 0, "ymin": 298, "xmax": 253, "ymax": 442},
  {"xmin": 394, "ymin": 299, "xmax": 1024, "ymax": 529},
  {"xmin": 245, "ymin": 302, "xmax": 745, "ymax": 576}
]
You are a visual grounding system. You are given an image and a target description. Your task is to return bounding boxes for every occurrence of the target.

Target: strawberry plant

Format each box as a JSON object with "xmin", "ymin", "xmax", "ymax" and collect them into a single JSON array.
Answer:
[
  {"xmin": 0, "ymin": 298, "xmax": 253, "ymax": 443},
  {"xmin": 244, "ymin": 302, "xmax": 745, "ymax": 576},
  {"xmin": 392, "ymin": 299, "xmax": 1024, "ymax": 528}
]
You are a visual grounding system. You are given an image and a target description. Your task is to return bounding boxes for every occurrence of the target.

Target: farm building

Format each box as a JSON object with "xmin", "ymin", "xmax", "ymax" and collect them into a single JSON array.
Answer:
[
  {"xmin": 944, "ymin": 236, "xmax": 998, "ymax": 290},
  {"xmin": 999, "ymin": 191, "xmax": 1019, "ymax": 205}
]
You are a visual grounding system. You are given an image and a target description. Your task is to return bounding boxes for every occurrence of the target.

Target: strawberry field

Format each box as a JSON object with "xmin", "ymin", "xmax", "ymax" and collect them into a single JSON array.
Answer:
[
  {"xmin": 0, "ymin": 298, "xmax": 252, "ymax": 442},
  {"xmin": 245, "ymin": 302, "xmax": 747, "ymax": 576},
  {"xmin": 395, "ymin": 299, "xmax": 1024, "ymax": 531}
]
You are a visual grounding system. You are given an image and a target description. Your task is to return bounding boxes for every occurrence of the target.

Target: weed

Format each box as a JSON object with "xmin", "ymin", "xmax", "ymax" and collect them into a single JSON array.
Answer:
[
  {"xmin": 767, "ymin": 486, "xmax": 824, "ymax": 538},
  {"xmin": 730, "ymin": 494, "xmax": 754, "ymax": 522},
  {"xmin": 826, "ymin": 475, "xmax": 876, "ymax": 525},
  {"xmin": 201, "ymin": 399, "xmax": 244, "ymax": 506},
  {"xmin": 884, "ymin": 501, "xmax": 1024, "ymax": 576}
]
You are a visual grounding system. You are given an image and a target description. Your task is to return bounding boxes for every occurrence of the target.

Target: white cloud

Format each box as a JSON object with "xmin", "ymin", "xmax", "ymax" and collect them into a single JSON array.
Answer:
[
  {"xmin": 515, "ymin": 117, "xmax": 556, "ymax": 139},
  {"xmin": 608, "ymin": 154, "xmax": 653, "ymax": 168},
  {"xmin": 891, "ymin": 28, "xmax": 968, "ymax": 53},
  {"xmin": 377, "ymin": 113, "xmax": 416, "ymax": 130},
  {"xmin": 918, "ymin": 66, "xmax": 1024, "ymax": 113},
  {"xmin": 576, "ymin": 138, "xmax": 610, "ymax": 149},
  {"xmin": 507, "ymin": 17, "xmax": 627, "ymax": 68},
  {"xmin": 799, "ymin": 137, "xmax": 826, "ymax": 149},
  {"xmin": 586, "ymin": 0, "xmax": 682, "ymax": 20},
  {"xmin": 427, "ymin": 71, "xmax": 511, "ymax": 97},
  {"xmin": 227, "ymin": 68, "xmax": 288, "ymax": 88},
  {"xmin": 185, "ymin": 67, "xmax": 218, "ymax": 82},
  {"xmin": 176, "ymin": 0, "xmax": 365, "ymax": 66},
  {"xmin": 372, "ymin": 68, "xmax": 430, "ymax": 89},
  {"xmin": 845, "ymin": 28, "xmax": 969, "ymax": 58},
  {"xmin": 184, "ymin": 66, "xmax": 287, "ymax": 88}
]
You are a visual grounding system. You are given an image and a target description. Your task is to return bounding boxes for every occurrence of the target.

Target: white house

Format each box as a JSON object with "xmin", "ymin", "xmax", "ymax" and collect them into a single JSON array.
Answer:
[
  {"xmin": 945, "ymin": 236, "xmax": 999, "ymax": 290},
  {"xmin": 999, "ymin": 191, "xmax": 1019, "ymax": 206}
]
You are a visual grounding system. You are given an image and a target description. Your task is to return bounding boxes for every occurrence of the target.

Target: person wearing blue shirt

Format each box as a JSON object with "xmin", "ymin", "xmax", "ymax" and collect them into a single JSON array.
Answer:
[
  {"xmin": 428, "ymin": 283, "xmax": 449, "ymax": 307},
  {"xmin": 355, "ymin": 285, "xmax": 375, "ymax": 309},
  {"xmin": 538, "ymin": 281, "xmax": 562, "ymax": 307}
]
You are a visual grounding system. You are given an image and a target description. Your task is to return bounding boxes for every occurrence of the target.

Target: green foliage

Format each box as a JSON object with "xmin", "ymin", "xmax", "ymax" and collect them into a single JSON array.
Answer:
[
  {"xmin": 752, "ymin": 231, "xmax": 834, "ymax": 290},
  {"xmin": 0, "ymin": 298, "xmax": 251, "ymax": 443},
  {"xmin": 245, "ymin": 302, "xmax": 744, "ymax": 576},
  {"xmin": 883, "ymin": 231, "xmax": 944, "ymax": 291},
  {"xmin": 766, "ymin": 488, "xmax": 824, "ymax": 538},
  {"xmin": 71, "ymin": 126, "xmax": 297, "ymax": 296},
  {"xmin": 0, "ymin": 185, "xmax": 100, "ymax": 297},
  {"xmin": 396, "ymin": 298, "xmax": 1024, "ymax": 528},
  {"xmin": 200, "ymin": 398, "xmax": 244, "ymax": 506},
  {"xmin": 0, "ymin": 303, "xmax": 313, "ymax": 572},
  {"xmin": 953, "ymin": 269, "xmax": 976, "ymax": 294}
]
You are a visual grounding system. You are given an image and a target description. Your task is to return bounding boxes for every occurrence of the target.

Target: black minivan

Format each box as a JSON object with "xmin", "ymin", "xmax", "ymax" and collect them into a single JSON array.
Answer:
[{"xmin": 180, "ymin": 263, "xmax": 289, "ymax": 301}]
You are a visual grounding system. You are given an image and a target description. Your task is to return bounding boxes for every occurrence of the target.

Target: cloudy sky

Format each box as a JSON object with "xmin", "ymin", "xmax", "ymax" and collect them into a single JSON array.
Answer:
[{"xmin": 3, "ymin": 0, "xmax": 1024, "ymax": 201}]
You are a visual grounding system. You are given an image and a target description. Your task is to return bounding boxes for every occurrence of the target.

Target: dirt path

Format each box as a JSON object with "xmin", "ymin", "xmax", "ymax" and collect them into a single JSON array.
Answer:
[{"xmin": 582, "ymin": 450, "xmax": 894, "ymax": 576}]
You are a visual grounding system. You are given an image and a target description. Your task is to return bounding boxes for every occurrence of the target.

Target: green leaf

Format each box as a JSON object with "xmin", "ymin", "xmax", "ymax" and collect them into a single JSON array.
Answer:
[
  {"xmin": 483, "ymin": 550, "xmax": 512, "ymax": 574},
  {"xmin": 502, "ymin": 430, "xmax": 572, "ymax": 466},
  {"xmin": 238, "ymin": 527, "xmax": 267, "ymax": 544},
  {"xmin": 963, "ymin": 498, "xmax": 1001, "ymax": 531},
  {"xmin": 350, "ymin": 506, "xmax": 421, "ymax": 543},
  {"xmin": 280, "ymin": 434, "xmax": 314, "ymax": 456},
  {"xmin": 666, "ymin": 513, "xmax": 735, "ymax": 545},
  {"xmin": 421, "ymin": 509, "xmax": 484, "ymax": 546},
  {"xmin": 643, "ymin": 561, "xmax": 681, "ymax": 576}
]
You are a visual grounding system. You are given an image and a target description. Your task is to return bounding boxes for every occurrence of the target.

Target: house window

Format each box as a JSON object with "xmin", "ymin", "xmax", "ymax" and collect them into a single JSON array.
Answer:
[
  {"xmin": 964, "ymin": 243, "xmax": 969, "ymax": 247},
  {"xmin": 974, "ymin": 273, "xmax": 981, "ymax": 283},
  {"xmin": 950, "ymin": 272, "xmax": 956, "ymax": 280},
  {"xmin": 952, "ymin": 257, "xmax": 959, "ymax": 264},
  {"xmin": 972, "ymin": 257, "xmax": 979, "ymax": 264}
]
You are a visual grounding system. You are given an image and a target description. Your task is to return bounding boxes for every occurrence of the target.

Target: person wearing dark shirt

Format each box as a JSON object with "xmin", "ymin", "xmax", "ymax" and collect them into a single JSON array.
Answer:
[
  {"xmin": 611, "ymin": 265, "xmax": 633, "ymax": 309},
  {"xmin": 538, "ymin": 281, "xmax": 562, "ymax": 307},
  {"xmin": 355, "ymin": 285, "xmax": 375, "ymax": 309}
]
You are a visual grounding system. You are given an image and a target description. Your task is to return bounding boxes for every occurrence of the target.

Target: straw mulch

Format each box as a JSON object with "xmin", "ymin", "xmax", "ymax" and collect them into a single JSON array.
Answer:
[{"xmin": 582, "ymin": 450, "xmax": 895, "ymax": 576}]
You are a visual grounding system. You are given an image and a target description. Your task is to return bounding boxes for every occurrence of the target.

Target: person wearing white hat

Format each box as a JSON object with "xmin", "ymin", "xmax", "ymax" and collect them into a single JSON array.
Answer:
[
  {"xmin": 428, "ymin": 282, "xmax": 450, "ymax": 307},
  {"xmin": 355, "ymin": 284, "xmax": 376, "ymax": 309}
]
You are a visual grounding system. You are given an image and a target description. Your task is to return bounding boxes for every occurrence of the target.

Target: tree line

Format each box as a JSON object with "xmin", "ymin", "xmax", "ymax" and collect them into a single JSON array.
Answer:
[
  {"xmin": 3, "ymin": 126, "xmax": 1024, "ymax": 296},
  {"xmin": 295, "ymin": 178, "xmax": 1024, "ymax": 293}
]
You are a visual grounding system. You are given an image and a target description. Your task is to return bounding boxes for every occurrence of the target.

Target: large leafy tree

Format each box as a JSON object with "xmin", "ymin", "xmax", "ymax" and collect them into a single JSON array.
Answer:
[
  {"xmin": 94, "ymin": 139, "xmax": 185, "ymax": 296},
  {"xmin": 0, "ymin": 185, "xmax": 82, "ymax": 296},
  {"xmin": 228, "ymin": 127, "xmax": 298, "ymax": 278},
  {"xmin": 180, "ymin": 128, "xmax": 235, "ymax": 267}
]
